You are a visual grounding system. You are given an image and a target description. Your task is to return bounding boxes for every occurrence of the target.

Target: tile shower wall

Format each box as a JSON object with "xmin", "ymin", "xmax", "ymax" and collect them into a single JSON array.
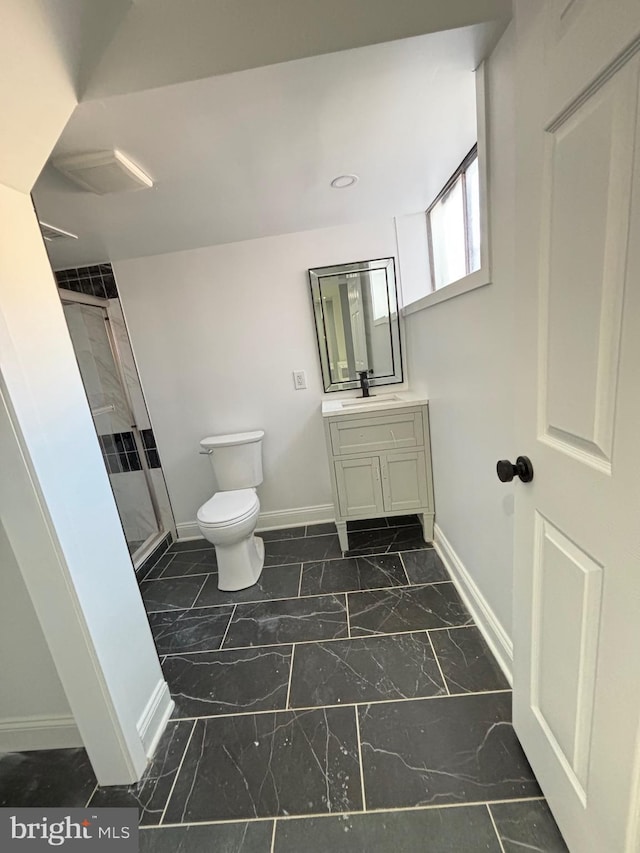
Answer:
[
  {"xmin": 56, "ymin": 265, "xmax": 175, "ymax": 545},
  {"xmin": 55, "ymin": 264, "xmax": 119, "ymax": 299}
]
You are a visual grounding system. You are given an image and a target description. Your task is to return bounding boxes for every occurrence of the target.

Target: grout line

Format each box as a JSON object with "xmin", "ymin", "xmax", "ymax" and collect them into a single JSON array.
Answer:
[
  {"xmin": 218, "ymin": 604, "xmax": 237, "ymax": 650},
  {"xmin": 167, "ymin": 540, "xmax": 432, "ymax": 566},
  {"xmin": 160, "ymin": 623, "xmax": 484, "ymax": 658},
  {"xmin": 155, "ymin": 542, "xmax": 434, "ymax": 581},
  {"xmin": 353, "ymin": 707, "xmax": 367, "ymax": 811},
  {"xmin": 141, "ymin": 568, "xmax": 212, "ymax": 587},
  {"xmin": 156, "ymin": 553, "xmax": 178, "ymax": 579},
  {"xmin": 139, "ymin": 796, "xmax": 547, "ymax": 830},
  {"xmin": 345, "ymin": 593, "xmax": 352, "ymax": 639},
  {"xmin": 297, "ymin": 564, "xmax": 304, "ymax": 598},
  {"xmin": 397, "ymin": 552, "xmax": 412, "ymax": 586},
  {"xmin": 270, "ymin": 818, "xmax": 277, "ymax": 853},
  {"xmin": 192, "ymin": 575, "xmax": 209, "ymax": 608},
  {"xmin": 168, "ymin": 689, "xmax": 513, "ymax": 723},
  {"xmin": 285, "ymin": 645, "xmax": 296, "ymax": 709},
  {"xmin": 426, "ymin": 630, "xmax": 450, "ymax": 696},
  {"xmin": 84, "ymin": 783, "xmax": 99, "ymax": 809},
  {"xmin": 141, "ymin": 540, "xmax": 173, "ymax": 573},
  {"xmin": 159, "ymin": 719, "xmax": 197, "ymax": 825},
  {"xmin": 486, "ymin": 803, "xmax": 507, "ymax": 853},
  {"xmin": 142, "ymin": 580, "xmax": 453, "ymax": 615},
  {"xmin": 154, "ymin": 571, "xmax": 216, "ymax": 583}
]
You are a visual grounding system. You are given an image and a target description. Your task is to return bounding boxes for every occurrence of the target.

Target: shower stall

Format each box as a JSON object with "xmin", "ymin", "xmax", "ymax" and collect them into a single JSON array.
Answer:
[{"xmin": 58, "ymin": 280, "xmax": 174, "ymax": 565}]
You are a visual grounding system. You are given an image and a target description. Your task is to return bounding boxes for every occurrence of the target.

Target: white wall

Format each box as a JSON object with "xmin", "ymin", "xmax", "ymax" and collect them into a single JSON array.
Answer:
[
  {"xmin": 0, "ymin": 520, "xmax": 78, "ymax": 750},
  {"xmin": 114, "ymin": 219, "xmax": 399, "ymax": 534},
  {"xmin": 0, "ymin": 0, "xmax": 171, "ymax": 781},
  {"xmin": 403, "ymin": 25, "xmax": 516, "ymax": 646},
  {"xmin": 0, "ymin": 184, "xmax": 171, "ymax": 779}
]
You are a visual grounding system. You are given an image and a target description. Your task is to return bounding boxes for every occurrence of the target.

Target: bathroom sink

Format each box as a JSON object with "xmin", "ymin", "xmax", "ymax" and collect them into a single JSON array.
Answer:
[
  {"xmin": 321, "ymin": 391, "xmax": 429, "ymax": 417},
  {"xmin": 340, "ymin": 394, "xmax": 400, "ymax": 407}
]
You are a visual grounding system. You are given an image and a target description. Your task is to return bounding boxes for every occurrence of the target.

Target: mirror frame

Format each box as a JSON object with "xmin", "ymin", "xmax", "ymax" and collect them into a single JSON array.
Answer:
[{"xmin": 308, "ymin": 257, "xmax": 403, "ymax": 393}]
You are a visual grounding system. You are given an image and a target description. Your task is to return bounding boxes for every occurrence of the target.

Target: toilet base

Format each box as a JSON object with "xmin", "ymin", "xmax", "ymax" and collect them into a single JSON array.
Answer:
[{"xmin": 216, "ymin": 535, "xmax": 265, "ymax": 591}]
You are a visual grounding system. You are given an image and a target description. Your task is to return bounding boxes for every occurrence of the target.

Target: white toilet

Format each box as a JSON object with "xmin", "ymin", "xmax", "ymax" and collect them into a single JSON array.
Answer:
[{"xmin": 196, "ymin": 430, "xmax": 265, "ymax": 591}]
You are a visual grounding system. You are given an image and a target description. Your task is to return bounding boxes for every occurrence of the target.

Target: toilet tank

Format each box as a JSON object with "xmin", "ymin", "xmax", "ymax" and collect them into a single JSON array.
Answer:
[{"xmin": 200, "ymin": 430, "xmax": 264, "ymax": 490}]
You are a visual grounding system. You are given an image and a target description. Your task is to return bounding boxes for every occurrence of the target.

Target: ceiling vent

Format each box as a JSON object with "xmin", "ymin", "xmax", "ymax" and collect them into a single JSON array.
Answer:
[
  {"xmin": 52, "ymin": 149, "xmax": 153, "ymax": 194},
  {"xmin": 39, "ymin": 221, "xmax": 78, "ymax": 242}
]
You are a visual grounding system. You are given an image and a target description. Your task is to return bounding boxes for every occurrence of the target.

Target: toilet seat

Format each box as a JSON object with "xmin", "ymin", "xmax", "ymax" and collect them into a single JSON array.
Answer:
[{"xmin": 197, "ymin": 488, "xmax": 259, "ymax": 528}]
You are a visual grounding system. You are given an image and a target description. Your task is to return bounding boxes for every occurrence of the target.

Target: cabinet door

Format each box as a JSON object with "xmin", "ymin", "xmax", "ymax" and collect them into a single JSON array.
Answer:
[
  {"xmin": 334, "ymin": 457, "xmax": 384, "ymax": 518},
  {"xmin": 381, "ymin": 451, "xmax": 429, "ymax": 513}
]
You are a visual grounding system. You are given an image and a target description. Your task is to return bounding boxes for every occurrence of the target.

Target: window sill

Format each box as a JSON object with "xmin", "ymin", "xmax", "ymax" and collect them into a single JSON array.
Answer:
[{"xmin": 400, "ymin": 267, "xmax": 491, "ymax": 316}]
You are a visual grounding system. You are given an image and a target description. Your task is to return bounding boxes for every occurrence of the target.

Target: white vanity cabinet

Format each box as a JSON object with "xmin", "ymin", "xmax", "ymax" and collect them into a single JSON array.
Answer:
[{"xmin": 322, "ymin": 396, "xmax": 435, "ymax": 552}]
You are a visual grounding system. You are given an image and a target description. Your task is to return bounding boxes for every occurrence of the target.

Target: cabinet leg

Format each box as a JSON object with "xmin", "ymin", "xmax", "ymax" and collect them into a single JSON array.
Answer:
[
  {"xmin": 421, "ymin": 513, "xmax": 434, "ymax": 543},
  {"xmin": 336, "ymin": 521, "xmax": 349, "ymax": 553}
]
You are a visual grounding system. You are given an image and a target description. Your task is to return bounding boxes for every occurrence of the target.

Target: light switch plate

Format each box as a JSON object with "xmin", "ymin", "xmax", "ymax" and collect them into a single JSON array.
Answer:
[{"xmin": 293, "ymin": 370, "xmax": 307, "ymax": 390}]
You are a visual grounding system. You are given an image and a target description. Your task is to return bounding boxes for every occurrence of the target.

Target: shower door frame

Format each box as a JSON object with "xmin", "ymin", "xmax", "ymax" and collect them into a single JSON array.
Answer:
[{"xmin": 59, "ymin": 287, "xmax": 166, "ymax": 565}]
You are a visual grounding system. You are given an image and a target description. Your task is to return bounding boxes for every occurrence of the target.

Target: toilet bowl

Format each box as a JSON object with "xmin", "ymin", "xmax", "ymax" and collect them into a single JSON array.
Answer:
[
  {"xmin": 196, "ymin": 430, "xmax": 265, "ymax": 591},
  {"xmin": 197, "ymin": 488, "xmax": 264, "ymax": 591}
]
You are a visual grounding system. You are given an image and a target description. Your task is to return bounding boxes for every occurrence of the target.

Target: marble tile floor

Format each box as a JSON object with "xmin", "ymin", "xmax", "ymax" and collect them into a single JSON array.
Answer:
[{"xmin": 0, "ymin": 518, "xmax": 569, "ymax": 851}]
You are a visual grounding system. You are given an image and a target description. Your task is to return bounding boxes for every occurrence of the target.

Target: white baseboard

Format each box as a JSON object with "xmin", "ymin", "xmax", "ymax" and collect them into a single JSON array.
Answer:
[
  {"xmin": 0, "ymin": 715, "xmax": 83, "ymax": 752},
  {"xmin": 175, "ymin": 522, "xmax": 204, "ymax": 540},
  {"xmin": 257, "ymin": 503, "xmax": 335, "ymax": 532},
  {"xmin": 136, "ymin": 679, "xmax": 174, "ymax": 758},
  {"xmin": 176, "ymin": 503, "xmax": 335, "ymax": 540},
  {"xmin": 434, "ymin": 523, "xmax": 513, "ymax": 684}
]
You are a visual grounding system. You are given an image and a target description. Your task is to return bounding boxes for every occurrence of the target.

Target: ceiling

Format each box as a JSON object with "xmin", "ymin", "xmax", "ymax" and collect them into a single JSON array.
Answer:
[{"xmin": 33, "ymin": 21, "xmax": 506, "ymax": 269}]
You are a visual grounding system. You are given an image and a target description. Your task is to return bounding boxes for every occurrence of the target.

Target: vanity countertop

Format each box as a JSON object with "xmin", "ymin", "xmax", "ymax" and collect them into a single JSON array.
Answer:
[{"xmin": 321, "ymin": 390, "xmax": 429, "ymax": 417}]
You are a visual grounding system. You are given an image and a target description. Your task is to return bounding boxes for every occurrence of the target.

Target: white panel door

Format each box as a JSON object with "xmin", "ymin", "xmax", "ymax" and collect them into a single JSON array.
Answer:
[{"xmin": 513, "ymin": 3, "xmax": 640, "ymax": 851}]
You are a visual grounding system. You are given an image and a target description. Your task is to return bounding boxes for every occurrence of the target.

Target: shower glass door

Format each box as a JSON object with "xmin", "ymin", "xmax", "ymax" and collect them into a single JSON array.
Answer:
[{"xmin": 62, "ymin": 298, "xmax": 162, "ymax": 560}]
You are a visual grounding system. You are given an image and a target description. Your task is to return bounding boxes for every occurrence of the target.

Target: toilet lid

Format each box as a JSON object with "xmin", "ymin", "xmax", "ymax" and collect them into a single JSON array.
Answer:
[{"xmin": 197, "ymin": 489, "xmax": 259, "ymax": 527}]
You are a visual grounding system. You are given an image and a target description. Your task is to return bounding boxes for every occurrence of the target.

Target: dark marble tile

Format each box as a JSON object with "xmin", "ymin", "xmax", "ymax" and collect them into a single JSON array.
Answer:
[
  {"xmin": 264, "ymin": 534, "xmax": 342, "ymax": 566},
  {"xmin": 0, "ymin": 748, "xmax": 96, "ymax": 807},
  {"xmin": 195, "ymin": 564, "xmax": 301, "ymax": 607},
  {"xmin": 158, "ymin": 549, "xmax": 218, "ymax": 578},
  {"xmin": 223, "ymin": 595, "xmax": 348, "ymax": 648},
  {"xmin": 164, "ymin": 645, "xmax": 292, "ymax": 718},
  {"xmin": 490, "ymin": 800, "xmax": 569, "ymax": 852},
  {"xmin": 164, "ymin": 707, "xmax": 362, "ymax": 822},
  {"xmin": 141, "ymin": 575, "xmax": 206, "ymax": 612},
  {"xmin": 300, "ymin": 554, "xmax": 408, "ymax": 596},
  {"xmin": 347, "ymin": 517, "xmax": 389, "ymax": 531},
  {"xmin": 258, "ymin": 526, "xmax": 305, "ymax": 542},
  {"xmin": 274, "ymin": 804, "xmax": 503, "ymax": 853},
  {"xmin": 306, "ymin": 522, "xmax": 337, "ymax": 536},
  {"xmin": 136, "ymin": 539, "xmax": 171, "ymax": 581},
  {"xmin": 140, "ymin": 821, "xmax": 274, "ymax": 852},
  {"xmin": 387, "ymin": 514, "xmax": 421, "ymax": 527},
  {"xmin": 401, "ymin": 548, "xmax": 448, "ymax": 584},
  {"xmin": 289, "ymin": 632, "xmax": 445, "ymax": 708},
  {"xmin": 140, "ymin": 552, "xmax": 177, "ymax": 582},
  {"xmin": 148, "ymin": 606, "xmax": 234, "ymax": 655},
  {"xmin": 169, "ymin": 539, "xmax": 216, "ymax": 554},
  {"xmin": 348, "ymin": 583, "xmax": 472, "ymax": 636},
  {"xmin": 430, "ymin": 626, "xmax": 510, "ymax": 694},
  {"xmin": 346, "ymin": 525, "xmax": 430, "ymax": 556},
  {"xmin": 359, "ymin": 692, "xmax": 541, "ymax": 809},
  {"xmin": 89, "ymin": 721, "xmax": 193, "ymax": 825}
]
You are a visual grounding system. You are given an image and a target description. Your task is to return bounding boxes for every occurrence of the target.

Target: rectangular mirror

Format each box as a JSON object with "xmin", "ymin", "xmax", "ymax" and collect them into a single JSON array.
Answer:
[{"xmin": 309, "ymin": 257, "xmax": 403, "ymax": 393}]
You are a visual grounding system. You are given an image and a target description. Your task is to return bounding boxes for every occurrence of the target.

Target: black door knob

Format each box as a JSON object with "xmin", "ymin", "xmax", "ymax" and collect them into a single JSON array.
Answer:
[{"xmin": 496, "ymin": 456, "xmax": 534, "ymax": 483}]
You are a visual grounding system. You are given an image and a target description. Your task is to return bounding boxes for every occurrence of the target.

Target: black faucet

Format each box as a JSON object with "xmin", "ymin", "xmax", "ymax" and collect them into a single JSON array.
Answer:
[{"xmin": 358, "ymin": 369, "xmax": 373, "ymax": 398}]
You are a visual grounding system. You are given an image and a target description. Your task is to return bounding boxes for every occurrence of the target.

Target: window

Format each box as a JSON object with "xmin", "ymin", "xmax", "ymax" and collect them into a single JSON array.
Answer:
[
  {"xmin": 426, "ymin": 146, "xmax": 480, "ymax": 291},
  {"xmin": 398, "ymin": 62, "xmax": 490, "ymax": 315}
]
